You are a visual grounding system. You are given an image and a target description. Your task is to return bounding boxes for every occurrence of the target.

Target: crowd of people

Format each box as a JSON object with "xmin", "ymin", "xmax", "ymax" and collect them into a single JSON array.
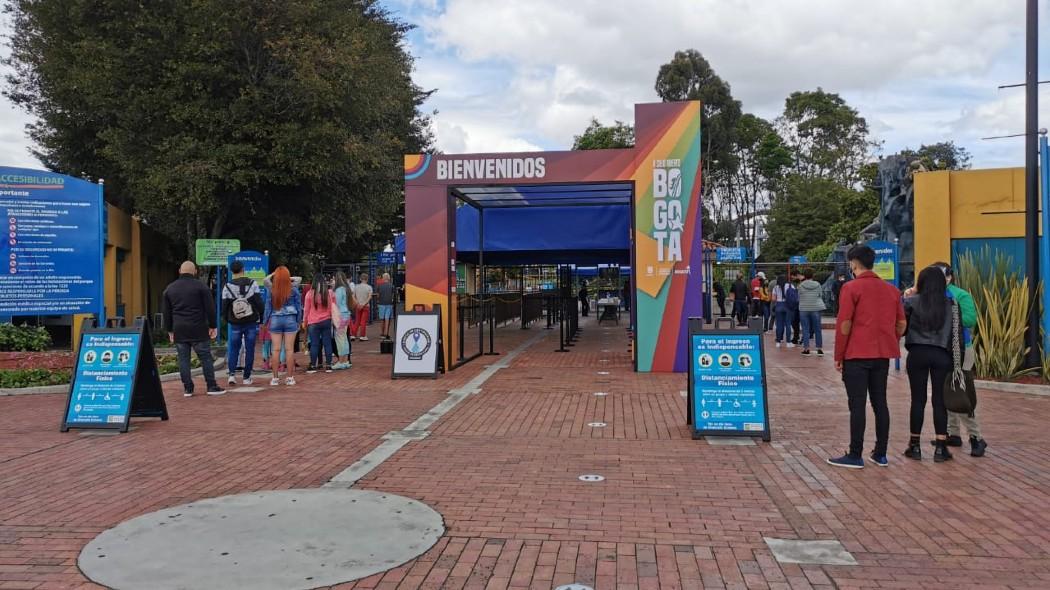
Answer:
[{"xmin": 162, "ymin": 260, "xmax": 396, "ymax": 396}]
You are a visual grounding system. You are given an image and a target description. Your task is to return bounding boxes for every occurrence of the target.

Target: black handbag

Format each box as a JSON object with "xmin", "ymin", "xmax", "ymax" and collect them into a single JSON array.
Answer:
[{"xmin": 943, "ymin": 301, "xmax": 975, "ymax": 414}]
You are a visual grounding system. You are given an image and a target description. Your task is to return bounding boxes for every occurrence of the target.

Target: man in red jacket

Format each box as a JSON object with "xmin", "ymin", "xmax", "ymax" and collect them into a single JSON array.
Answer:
[{"xmin": 828, "ymin": 245, "xmax": 906, "ymax": 469}]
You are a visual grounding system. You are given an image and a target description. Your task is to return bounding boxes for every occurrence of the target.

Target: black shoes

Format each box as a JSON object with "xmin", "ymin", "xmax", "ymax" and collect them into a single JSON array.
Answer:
[
  {"xmin": 930, "ymin": 435, "xmax": 964, "ymax": 447},
  {"xmin": 970, "ymin": 436, "xmax": 988, "ymax": 457},
  {"xmin": 306, "ymin": 365, "xmax": 318, "ymax": 374},
  {"xmin": 933, "ymin": 441, "xmax": 953, "ymax": 463},
  {"xmin": 903, "ymin": 443, "xmax": 922, "ymax": 460}
]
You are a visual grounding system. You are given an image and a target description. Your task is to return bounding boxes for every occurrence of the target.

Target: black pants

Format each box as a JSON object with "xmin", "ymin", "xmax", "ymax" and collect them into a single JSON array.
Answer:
[
  {"xmin": 580, "ymin": 298, "xmax": 589, "ymax": 316},
  {"xmin": 842, "ymin": 358, "xmax": 890, "ymax": 457},
  {"xmin": 717, "ymin": 298, "xmax": 726, "ymax": 317},
  {"xmin": 176, "ymin": 340, "xmax": 218, "ymax": 393},
  {"xmin": 732, "ymin": 300, "xmax": 748, "ymax": 325},
  {"xmin": 906, "ymin": 345, "xmax": 951, "ymax": 436},
  {"xmin": 791, "ymin": 311, "xmax": 801, "ymax": 343}
]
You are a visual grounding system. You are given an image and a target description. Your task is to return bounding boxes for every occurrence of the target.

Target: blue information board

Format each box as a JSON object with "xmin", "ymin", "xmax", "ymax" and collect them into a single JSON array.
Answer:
[
  {"xmin": 716, "ymin": 247, "xmax": 748, "ymax": 263},
  {"xmin": 788, "ymin": 255, "xmax": 807, "ymax": 264},
  {"xmin": 228, "ymin": 250, "xmax": 269, "ymax": 284},
  {"xmin": 0, "ymin": 166, "xmax": 103, "ymax": 316},
  {"xmin": 373, "ymin": 251, "xmax": 398, "ymax": 265},
  {"xmin": 688, "ymin": 331, "xmax": 770, "ymax": 440},
  {"xmin": 866, "ymin": 240, "xmax": 899, "ymax": 288},
  {"xmin": 65, "ymin": 331, "xmax": 140, "ymax": 427}
]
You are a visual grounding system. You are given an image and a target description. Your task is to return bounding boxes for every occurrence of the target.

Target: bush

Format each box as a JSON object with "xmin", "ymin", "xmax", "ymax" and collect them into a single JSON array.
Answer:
[
  {"xmin": 0, "ymin": 323, "xmax": 52, "ymax": 352},
  {"xmin": 0, "ymin": 368, "xmax": 70, "ymax": 388},
  {"xmin": 156, "ymin": 354, "xmax": 200, "ymax": 375}
]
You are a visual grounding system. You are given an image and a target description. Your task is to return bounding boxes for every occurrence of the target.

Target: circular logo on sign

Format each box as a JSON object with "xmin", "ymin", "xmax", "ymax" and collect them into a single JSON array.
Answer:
[
  {"xmin": 699, "ymin": 353, "xmax": 713, "ymax": 368},
  {"xmin": 118, "ymin": 351, "xmax": 131, "ymax": 364},
  {"xmin": 84, "ymin": 350, "xmax": 97, "ymax": 364},
  {"xmin": 101, "ymin": 350, "xmax": 114, "ymax": 364},
  {"xmin": 718, "ymin": 354, "xmax": 732, "ymax": 368},
  {"xmin": 738, "ymin": 353, "xmax": 752, "ymax": 368},
  {"xmin": 401, "ymin": 328, "xmax": 432, "ymax": 361}
]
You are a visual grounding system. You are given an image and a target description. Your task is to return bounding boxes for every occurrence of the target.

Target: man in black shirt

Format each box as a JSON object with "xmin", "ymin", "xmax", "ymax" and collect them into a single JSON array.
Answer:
[
  {"xmin": 730, "ymin": 277, "xmax": 749, "ymax": 326},
  {"xmin": 163, "ymin": 261, "xmax": 224, "ymax": 397}
]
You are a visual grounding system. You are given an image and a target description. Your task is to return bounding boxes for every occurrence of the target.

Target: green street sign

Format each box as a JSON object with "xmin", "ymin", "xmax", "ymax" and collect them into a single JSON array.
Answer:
[{"xmin": 195, "ymin": 239, "xmax": 241, "ymax": 266}]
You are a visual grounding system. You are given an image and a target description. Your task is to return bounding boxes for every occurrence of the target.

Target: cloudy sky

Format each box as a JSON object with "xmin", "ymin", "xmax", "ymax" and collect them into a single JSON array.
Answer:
[{"xmin": 0, "ymin": 0, "xmax": 1048, "ymax": 169}]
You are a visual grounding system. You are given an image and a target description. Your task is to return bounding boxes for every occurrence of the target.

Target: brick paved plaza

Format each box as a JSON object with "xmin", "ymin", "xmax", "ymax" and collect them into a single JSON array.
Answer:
[{"xmin": 2, "ymin": 317, "xmax": 1049, "ymax": 589}]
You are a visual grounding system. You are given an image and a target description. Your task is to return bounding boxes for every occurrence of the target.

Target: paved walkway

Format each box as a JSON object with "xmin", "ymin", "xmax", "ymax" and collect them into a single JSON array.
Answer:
[{"xmin": 1, "ymin": 317, "xmax": 1049, "ymax": 589}]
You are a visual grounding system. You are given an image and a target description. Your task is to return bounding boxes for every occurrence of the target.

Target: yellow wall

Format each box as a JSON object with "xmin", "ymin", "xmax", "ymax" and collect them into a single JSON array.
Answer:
[{"xmin": 914, "ymin": 167, "xmax": 1029, "ymax": 270}]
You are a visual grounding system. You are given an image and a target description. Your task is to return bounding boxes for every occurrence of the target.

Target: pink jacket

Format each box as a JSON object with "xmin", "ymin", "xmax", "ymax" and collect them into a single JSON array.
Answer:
[{"xmin": 303, "ymin": 289, "xmax": 334, "ymax": 326}]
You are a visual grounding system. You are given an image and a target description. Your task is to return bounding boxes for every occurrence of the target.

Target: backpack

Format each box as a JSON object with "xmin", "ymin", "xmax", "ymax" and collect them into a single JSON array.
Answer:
[
  {"xmin": 785, "ymin": 284, "xmax": 800, "ymax": 309},
  {"xmin": 226, "ymin": 282, "xmax": 254, "ymax": 321}
]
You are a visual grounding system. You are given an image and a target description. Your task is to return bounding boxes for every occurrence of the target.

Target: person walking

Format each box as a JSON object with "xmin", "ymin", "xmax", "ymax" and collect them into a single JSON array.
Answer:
[
  {"xmin": 162, "ymin": 261, "xmax": 225, "ymax": 397},
  {"xmin": 376, "ymin": 272, "xmax": 396, "ymax": 339},
  {"xmin": 828, "ymin": 245, "xmax": 906, "ymax": 469},
  {"xmin": 351, "ymin": 273, "xmax": 373, "ymax": 341},
  {"xmin": 798, "ymin": 268, "xmax": 826, "ymax": 356},
  {"xmin": 771, "ymin": 276, "xmax": 795, "ymax": 347},
  {"xmin": 222, "ymin": 260, "xmax": 264, "ymax": 386},
  {"xmin": 331, "ymin": 272, "xmax": 353, "ymax": 370},
  {"xmin": 731, "ymin": 276, "xmax": 749, "ymax": 326},
  {"xmin": 264, "ymin": 266, "xmax": 302, "ymax": 386},
  {"xmin": 789, "ymin": 271, "xmax": 803, "ymax": 344},
  {"xmin": 303, "ymin": 273, "xmax": 336, "ymax": 373},
  {"xmin": 902, "ymin": 266, "xmax": 956, "ymax": 462},
  {"xmin": 714, "ymin": 281, "xmax": 726, "ymax": 318}
]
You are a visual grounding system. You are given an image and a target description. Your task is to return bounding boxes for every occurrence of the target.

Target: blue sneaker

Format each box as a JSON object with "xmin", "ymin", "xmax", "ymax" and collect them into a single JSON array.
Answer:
[
  {"xmin": 869, "ymin": 453, "xmax": 888, "ymax": 467},
  {"xmin": 827, "ymin": 453, "xmax": 864, "ymax": 469}
]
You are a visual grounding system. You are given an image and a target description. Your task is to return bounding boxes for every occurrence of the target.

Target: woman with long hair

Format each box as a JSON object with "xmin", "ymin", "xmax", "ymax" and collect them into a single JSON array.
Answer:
[
  {"xmin": 303, "ymin": 273, "xmax": 336, "ymax": 373},
  {"xmin": 903, "ymin": 266, "xmax": 954, "ymax": 462},
  {"xmin": 263, "ymin": 266, "xmax": 302, "ymax": 386},
  {"xmin": 331, "ymin": 271, "xmax": 352, "ymax": 369}
]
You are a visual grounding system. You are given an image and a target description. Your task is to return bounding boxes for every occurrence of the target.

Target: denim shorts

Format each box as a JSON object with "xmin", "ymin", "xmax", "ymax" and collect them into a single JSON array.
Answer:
[
  {"xmin": 269, "ymin": 314, "xmax": 299, "ymax": 334},
  {"xmin": 378, "ymin": 305, "xmax": 393, "ymax": 320}
]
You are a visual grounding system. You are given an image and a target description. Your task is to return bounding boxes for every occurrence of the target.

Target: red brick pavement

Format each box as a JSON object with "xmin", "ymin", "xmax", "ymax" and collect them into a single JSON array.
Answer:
[{"xmin": 2, "ymin": 318, "xmax": 1050, "ymax": 589}]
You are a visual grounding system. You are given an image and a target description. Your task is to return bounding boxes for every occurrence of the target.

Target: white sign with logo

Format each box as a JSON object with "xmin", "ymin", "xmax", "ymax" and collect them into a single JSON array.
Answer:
[{"xmin": 392, "ymin": 311, "xmax": 441, "ymax": 378}]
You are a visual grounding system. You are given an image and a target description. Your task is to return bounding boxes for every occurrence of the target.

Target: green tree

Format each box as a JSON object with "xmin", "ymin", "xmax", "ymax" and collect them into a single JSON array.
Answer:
[
  {"xmin": 5, "ymin": 0, "xmax": 432, "ymax": 261},
  {"xmin": 901, "ymin": 141, "xmax": 972, "ymax": 171},
  {"xmin": 760, "ymin": 175, "xmax": 849, "ymax": 262},
  {"xmin": 777, "ymin": 88, "xmax": 873, "ymax": 187},
  {"xmin": 572, "ymin": 118, "xmax": 635, "ymax": 150}
]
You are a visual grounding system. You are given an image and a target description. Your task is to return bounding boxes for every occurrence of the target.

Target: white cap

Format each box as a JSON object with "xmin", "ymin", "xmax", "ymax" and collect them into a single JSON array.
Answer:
[{"xmin": 757, "ymin": 272, "xmax": 766, "ymax": 279}]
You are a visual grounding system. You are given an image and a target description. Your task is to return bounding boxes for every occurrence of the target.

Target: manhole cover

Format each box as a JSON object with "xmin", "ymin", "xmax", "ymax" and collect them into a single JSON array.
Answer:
[
  {"xmin": 593, "ymin": 392, "xmax": 608, "ymax": 397},
  {"xmin": 79, "ymin": 489, "xmax": 444, "ymax": 590},
  {"xmin": 578, "ymin": 474, "xmax": 605, "ymax": 482},
  {"xmin": 556, "ymin": 585, "xmax": 595, "ymax": 590},
  {"xmin": 587, "ymin": 422, "xmax": 607, "ymax": 428}
]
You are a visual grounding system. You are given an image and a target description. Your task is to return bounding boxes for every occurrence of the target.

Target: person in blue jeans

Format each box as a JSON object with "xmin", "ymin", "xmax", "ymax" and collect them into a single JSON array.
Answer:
[
  {"xmin": 222, "ymin": 260, "xmax": 265, "ymax": 386},
  {"xmin": 771, "ymin": 275, "xmax": 796, "ymax": 347},
  {"xmin": 264, "ymin": 266, "xmax": 303, "ymax": 386},
  {"xmin": 797, "ymin": 268, "xmax": 826, "ymax": 356}
]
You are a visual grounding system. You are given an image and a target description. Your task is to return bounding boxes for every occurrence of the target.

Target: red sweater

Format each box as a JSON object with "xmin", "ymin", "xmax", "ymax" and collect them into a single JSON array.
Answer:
[{"xmin": 834, "ymin": 271, "xmax": 905, "ymax": 362}]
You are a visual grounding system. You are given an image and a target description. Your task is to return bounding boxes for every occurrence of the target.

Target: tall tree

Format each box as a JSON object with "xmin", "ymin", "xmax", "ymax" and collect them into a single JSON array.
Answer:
[
  {"xmin": 759, "ymin": 175, "xmax": 852, "ymax": 262},
  {"xmin": 776, "ymin": 88, "xmax": 873, "ymax": 187},
  {"xmin": 572, "ymin": 118, "xmax": 635, "ymax": 150},
  {"xmin": 5, "ymin": 0, "xmax": 432, "ymax": 261},
  {"xmin": 901, "ymin": 141, "xmax": 972, "ymax": 171}
]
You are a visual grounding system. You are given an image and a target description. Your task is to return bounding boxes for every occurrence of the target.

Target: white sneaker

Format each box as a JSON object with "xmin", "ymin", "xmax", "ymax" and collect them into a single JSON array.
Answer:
[
  {"xmin": 285, "ymin": 377, "xmax": 296, "ymax": 386},
  {"xmin": 359, "ymin": 336, "xmax": 369, "ymax": 341},
  {"xmin": 350, "ymin": 336, "xmax": 356, "ymax": 341},
  {"xmin": 242, "ymin": 377, "xmax": 253, "ymax": 386},
  {"xmin": 775, "ymin": 342, "xmax": 781, "ymax": 348},
  {"xmin": 787, "ymin": 343, "xmax": 795, "ymax": 348},
  {"xmin": 228, "ymin": 375, "xmax": 237, "ymax": 385},
  {"xmin": 270, "ymin": 377, "xmax": 280, "ymax": 387}
]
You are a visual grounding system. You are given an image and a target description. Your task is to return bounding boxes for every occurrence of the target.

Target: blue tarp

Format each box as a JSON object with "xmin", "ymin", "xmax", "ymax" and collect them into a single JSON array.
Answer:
[{"xmin": 394, "ymin": 205, "xmax": 631, "ymax": 265}]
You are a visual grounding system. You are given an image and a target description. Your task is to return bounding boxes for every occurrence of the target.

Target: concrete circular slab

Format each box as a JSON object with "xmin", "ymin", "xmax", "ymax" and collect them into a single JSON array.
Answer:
[{"xmin": 79, "ymin": 489, "xmax": 444, "ymax": 590}]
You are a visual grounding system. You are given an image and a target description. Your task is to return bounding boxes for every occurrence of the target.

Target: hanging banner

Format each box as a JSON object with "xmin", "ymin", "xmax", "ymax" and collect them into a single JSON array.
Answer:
[
  {"xmin": 687, "ymin": 328, "xmax": 771, "ymax": 441},
  {"xmin": 0, "ymin": 166, "xmax": 103, "ymax": 316},
  {"xmin": 61, "ymin": 320, "xmax": 168, "ymax": 432},
  {"xmin": 866, "ymin": 240, "xmax": 899, "ymax": 287}
]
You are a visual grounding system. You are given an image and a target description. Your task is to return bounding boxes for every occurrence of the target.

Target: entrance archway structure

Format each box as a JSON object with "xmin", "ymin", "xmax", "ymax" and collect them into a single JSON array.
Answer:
[{"xmin": 404, "ymin": 101, "xmax": 702, "ymax": 372}]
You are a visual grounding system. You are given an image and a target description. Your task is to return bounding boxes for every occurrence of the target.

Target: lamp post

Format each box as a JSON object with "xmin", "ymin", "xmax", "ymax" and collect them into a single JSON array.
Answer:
[{"xmin": 1024, "ymin": 0, "xmax": 1040, "ymax": 368}]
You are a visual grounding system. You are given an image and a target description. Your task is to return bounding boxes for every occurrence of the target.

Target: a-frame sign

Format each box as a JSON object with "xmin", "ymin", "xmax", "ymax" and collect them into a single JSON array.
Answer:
[{"xmin": 61, "ymin": 317, "xmax": 168, "ymax": 433}]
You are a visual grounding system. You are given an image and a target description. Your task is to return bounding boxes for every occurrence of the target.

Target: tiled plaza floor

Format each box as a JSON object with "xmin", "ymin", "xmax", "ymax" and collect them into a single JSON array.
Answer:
[{"xmin": 1, "ymin": 315, "xmax": 1048, "ymax": 589}]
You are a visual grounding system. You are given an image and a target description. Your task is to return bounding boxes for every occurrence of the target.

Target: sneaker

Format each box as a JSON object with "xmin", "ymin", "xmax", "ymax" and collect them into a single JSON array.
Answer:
[
  {"xmin": 228, "ymin": 375, "xmax": 237, "ymax": 386},
  {"xmin": 869, "ymin": 453, "xmax": 889, "ymax": 467},
  {"xmin": 306, "ymin": 366, "xmax": 318, "ymax": 374},
  {"xmin": 969, "ymin": 436, "xmax": 988, "ymax": 457},
  {"xmin": 285, "ymin": 377, "xmax": 296, "ymax": 386},
  {"xmin": 801, "ymin": 349, "xmax": 811, "ymax": 356},
  {"xmin": 270, "ymin": 377, "xmax": 280, "ymax": 387},
  {"xmin": 359, "ymin": 336, "xmax": 369, "ymax": 341},
  {"xmin": 324, "ymin": 366, "xmax": 333, "ymax": 373},
  {"xmin": 775, "ymin": 341, "xmax": 782, "ymax": 348},
  {"xmin": 350, "ymin": 336, "xmax": 357, "ymax": 341},
  {"xmin": 827, "ymin": 454, "xmax": 864, "ymax": 469},
  {"xmin": 903, "ymin": 443, "xmax": 922, "ymax": 460},
  {"xmin": 206, "ymin": 387, "xmax": 226, "ymax": 396},
  {"xmin": 242, "ymin": 377, "xmax": 253, "ymax": 386},
  {"xmin": 183, "ymin": 391, "xmax": 193, "ymax": 398},
  {"xmin": 817, "ymin": 349, "xmax": 825, "ymax": 356},
  {"xmin": 786, "ymin": 343, "xmax": 795, "ymax": 349}
]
